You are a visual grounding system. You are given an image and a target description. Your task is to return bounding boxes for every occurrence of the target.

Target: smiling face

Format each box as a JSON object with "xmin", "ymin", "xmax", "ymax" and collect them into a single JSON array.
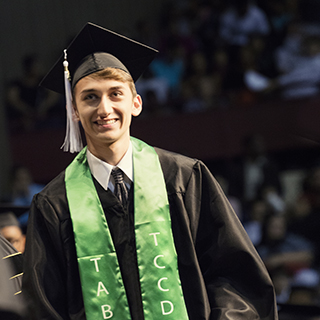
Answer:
[{"xmin": 73, "ymin": 69, "xmax": 142, "ymax": 159}]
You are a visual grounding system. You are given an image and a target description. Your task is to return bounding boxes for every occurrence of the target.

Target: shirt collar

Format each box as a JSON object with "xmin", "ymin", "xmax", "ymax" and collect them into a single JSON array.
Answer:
[{"xmin": 86, "ymin": 142, "xmax": 133, "ymax": 190}]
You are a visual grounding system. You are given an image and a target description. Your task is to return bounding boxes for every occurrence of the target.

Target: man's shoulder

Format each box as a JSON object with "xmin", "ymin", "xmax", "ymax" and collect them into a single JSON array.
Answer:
[
  {"xmin": 37, "ymin": 170, "xmax": 66, "ymax": 199},
  {"xmin": 154, "ymin": 147, "xmax": 199, "ymax": 170},
  {"xmin": 31, "ymin": 170, "xmax": 70, "ymax": 221},
  {"xmin": 154, "ymin": 147, "xmax": 202, "ymax": 194}
]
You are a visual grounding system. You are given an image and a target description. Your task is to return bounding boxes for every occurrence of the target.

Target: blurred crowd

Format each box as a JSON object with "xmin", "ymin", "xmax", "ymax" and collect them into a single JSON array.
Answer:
[
  {"xmin": 135, "ymin": 0, "xmax": 320, "ymax": 115},
  {"xmin": 5, "ymin": 0, "xmax": 320, "ymax": 130},
  {"xmin": 217, "ymin": 133, "xmax": 320, "ymax": 309}
]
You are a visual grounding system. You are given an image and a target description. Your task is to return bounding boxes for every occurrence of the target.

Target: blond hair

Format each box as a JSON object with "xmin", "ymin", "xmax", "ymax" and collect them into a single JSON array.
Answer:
[{"xmin": 84, "ymin": 67, "xmax": 137, "ymax": 97}]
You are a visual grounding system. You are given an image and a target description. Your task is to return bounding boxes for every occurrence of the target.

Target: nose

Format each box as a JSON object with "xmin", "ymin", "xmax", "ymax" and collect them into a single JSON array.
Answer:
[{"xmin": 97, "ymin": 95, "xmax": 112, "ymax": 117}]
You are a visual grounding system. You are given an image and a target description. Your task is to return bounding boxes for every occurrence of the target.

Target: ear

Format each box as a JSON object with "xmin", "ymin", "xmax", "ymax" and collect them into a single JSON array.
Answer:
[
  {"xmin": 132, "ymin": 94, "xmax": 142, "ymax": 117},
  {"xmin": 72, "ymin": 101, "xmax": 80, "ymax": 121}
]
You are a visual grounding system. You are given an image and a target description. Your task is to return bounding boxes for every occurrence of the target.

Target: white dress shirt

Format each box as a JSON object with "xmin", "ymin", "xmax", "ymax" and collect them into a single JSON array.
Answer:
[{"xmin": 86, "ymin": 142, "xmax": 133, "ymax": 192}]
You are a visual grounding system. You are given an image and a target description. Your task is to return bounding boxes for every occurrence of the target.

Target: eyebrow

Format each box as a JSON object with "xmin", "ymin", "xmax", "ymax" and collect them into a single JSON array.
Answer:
[
  {"xmin": 79, "ymin": 88, "xmax": 95, "ymax": 95},
  {"xmin": 79, "ymin": 85, "xmax": 126, "ymax": 95}
]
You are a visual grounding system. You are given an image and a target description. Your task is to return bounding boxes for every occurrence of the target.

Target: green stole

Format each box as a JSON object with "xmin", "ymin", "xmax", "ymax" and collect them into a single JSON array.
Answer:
[{"xmin": 65, "ymin": 137, "xmax": 189, "ymax": 319}]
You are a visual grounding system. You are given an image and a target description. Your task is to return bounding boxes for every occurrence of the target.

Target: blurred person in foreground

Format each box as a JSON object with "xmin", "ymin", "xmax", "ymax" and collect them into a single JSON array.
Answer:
[
  {"xmin": 0, "ymin": 233, "xmax": 26, "ymax": 319},
  {"xmin": 0, "ymin": 211, "xmax": 26, "ymax": 253},
  {"xmin": 22, "ymin": 22, "xmax": 277, "ymax": 320}
]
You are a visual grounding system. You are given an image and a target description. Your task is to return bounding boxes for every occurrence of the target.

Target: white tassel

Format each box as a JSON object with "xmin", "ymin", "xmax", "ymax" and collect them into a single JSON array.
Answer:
[{"xmin": 61, "ymin": 49, "xmax": 83, "ymax": 153}]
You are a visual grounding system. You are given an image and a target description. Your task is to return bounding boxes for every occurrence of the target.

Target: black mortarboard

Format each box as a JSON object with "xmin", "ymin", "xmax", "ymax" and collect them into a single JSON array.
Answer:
[{"xmin": 40, "ymin": 22, "xmax": 158, "ymax": 94}]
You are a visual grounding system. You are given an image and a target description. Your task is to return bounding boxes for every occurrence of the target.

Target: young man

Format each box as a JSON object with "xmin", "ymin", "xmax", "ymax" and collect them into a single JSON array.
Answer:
[{"xmin": 23, "ymin": 23, "xmax": 278, "ymax": 320}]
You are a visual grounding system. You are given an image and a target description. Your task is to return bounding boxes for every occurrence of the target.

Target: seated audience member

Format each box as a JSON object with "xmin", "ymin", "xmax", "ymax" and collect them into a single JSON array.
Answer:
[
  {"xmin": 135, "ymin": 69, "xmax": 170, "ymax": 116},
  {"xmin": 149, "ymin": 40, "xmax": 186, "ymax": 103},
  {"xmin": 288, "ymin": 166, "xmax": 320, "ymax": 268},
  {"xmin": 288, "ymin": 268, "xmax": 320, "ymax": 306},
  {"xmin": 257, "ymin": 213, "xmax": 315, "ymax": 275},
  {"xmin": 9, "ymin": 165, "xmax": 44, "ymax": 229},
  {"xmin": 215, "ymin": 175, "xmax": 243, "ymax": 221},
  {"xmin": 6, "ymin": 54, "xmax": 60, "ymax": 131},
  {"xmin": 269, "ymin": 266, "xmax": 292, "ymax": 304},
  {"xmin": 245, "ymin": 35, "xmax": 320, "ymax": 100},
  {"xmin": 243, "ymin": 199, "xmax": 271, "ymax": 246},
  {"xmin": 10, "ymin": 165, "xmax": 44, "ymax": 207},
  {"xmin": 219, "ymin": 0, "xmax": 270, "ymax": 47},
  {"xmin": 219, "ymin": 0, "xmax": 270, "ymax": 92},
  {"xmin": 181, "ymin": 50, "xmax": 224, "ymax": 112},
  {"xmin": 228, "ymin": 133, "xmax": 282, "ymax": 217}
]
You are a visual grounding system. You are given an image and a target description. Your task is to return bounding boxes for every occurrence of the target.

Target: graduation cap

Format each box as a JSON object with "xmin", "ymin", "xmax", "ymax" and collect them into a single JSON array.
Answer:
[
  {"xmin": 40, "ymin": 22, "xmax": 158, "ymax": 153},
  {"xmin": 41, "ymin": 22, "xmax": 158, "ymax": 93}
]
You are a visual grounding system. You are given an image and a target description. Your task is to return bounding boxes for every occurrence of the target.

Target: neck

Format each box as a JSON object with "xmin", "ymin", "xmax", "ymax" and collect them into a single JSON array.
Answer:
[{"xmin": 87, "ymin": 138, "xmax": 130, "ymax": 166}]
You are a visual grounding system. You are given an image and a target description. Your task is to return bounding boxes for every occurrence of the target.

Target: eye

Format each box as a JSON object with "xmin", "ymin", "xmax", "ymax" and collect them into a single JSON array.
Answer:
[
  {"xmin": 84, "ymin": 93, "xmax": 98, "ymax": 100},
  {"xmin": 111, "ymin": 91, "xmax": 123, "ymax": 98}
]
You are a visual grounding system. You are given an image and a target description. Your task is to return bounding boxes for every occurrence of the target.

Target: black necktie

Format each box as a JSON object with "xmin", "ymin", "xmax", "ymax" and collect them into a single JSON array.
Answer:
[{"xmin": 111, "ymin": 168, "xmax": 128, "ymax": 207}]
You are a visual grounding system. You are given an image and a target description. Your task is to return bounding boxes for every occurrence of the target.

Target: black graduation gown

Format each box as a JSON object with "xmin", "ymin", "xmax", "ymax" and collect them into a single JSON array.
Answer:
[{"xmin": 22, "ymin": 147, "xmax": 278, "ymax": 320}]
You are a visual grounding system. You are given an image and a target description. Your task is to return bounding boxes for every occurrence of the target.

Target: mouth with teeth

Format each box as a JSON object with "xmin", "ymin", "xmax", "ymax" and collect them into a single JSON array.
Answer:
[{"xmin": 95, "ymin": 119, "xmax": 118, "ymax": 128}]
